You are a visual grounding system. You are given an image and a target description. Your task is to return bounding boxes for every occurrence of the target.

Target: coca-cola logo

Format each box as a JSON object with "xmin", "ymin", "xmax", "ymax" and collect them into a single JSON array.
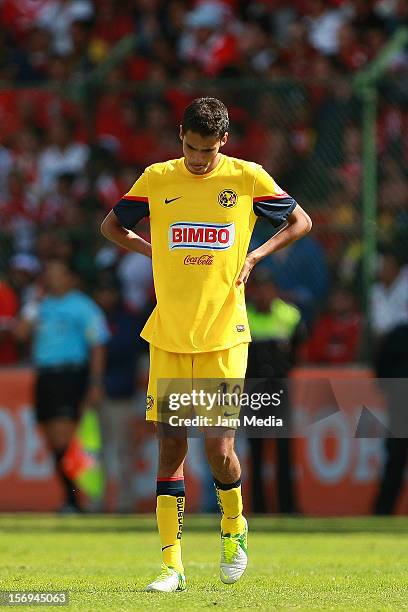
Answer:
[{"xmin": 184, "ymin": 255, "xmax": 214, "ymax": 265}]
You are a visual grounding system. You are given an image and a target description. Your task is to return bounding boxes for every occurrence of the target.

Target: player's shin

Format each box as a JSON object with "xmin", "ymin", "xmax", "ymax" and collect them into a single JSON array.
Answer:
[
  {"xmin": 156, "ymin": 477, "xmax": 185, "ymax": 573},
  {"xmin": 214, "ymin": 477, "xmax": 246, "ymax": 534}
]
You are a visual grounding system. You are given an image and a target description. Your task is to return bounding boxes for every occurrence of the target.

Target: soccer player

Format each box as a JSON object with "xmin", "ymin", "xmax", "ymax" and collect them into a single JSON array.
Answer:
[{"xmin": 101, "ymin": 98, "xmax": 312, "ymax": 592}]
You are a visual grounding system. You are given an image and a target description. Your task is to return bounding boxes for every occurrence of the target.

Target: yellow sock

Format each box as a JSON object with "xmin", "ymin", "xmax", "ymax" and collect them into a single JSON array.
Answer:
[
  {"xmin": 156, "ymin": 478, "xmax": 185, "ymax": 573},
  {"xmin": 215, "ymin": 479, "xmax": 246, "ymax": 535}
]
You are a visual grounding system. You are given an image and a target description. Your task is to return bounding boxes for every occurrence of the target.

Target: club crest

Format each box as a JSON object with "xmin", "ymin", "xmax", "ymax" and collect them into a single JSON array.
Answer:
[
  {"xmin": 218, "ymin": 189, "xmax": 238, "ymax": 208},
  {"xmin": 146, "ymin": 395, "xmax": 154, "ymax": 411}
]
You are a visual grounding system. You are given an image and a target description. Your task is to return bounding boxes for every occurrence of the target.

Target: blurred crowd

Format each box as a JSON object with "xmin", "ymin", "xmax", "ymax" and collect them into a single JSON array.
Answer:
[
  {"xmin": 2, "ymin": 0, "xmax": 408, "ymax": 82},
  {"xmin": 1, "ymin": 0, "xmax": 408, "ymax": 368}
]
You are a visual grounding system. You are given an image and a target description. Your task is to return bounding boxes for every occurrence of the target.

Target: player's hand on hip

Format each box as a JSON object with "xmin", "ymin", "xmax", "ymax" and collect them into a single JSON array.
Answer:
[{"xmin": 236, "ymin": 256, "xmax": 256, "ymax": 287}]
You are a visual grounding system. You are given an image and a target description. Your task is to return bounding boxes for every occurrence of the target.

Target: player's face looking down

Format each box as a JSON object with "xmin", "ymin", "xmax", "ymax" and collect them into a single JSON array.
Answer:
[{"xmin": 180, "ymin": 128, "xmax": 228, "ymax": 175}]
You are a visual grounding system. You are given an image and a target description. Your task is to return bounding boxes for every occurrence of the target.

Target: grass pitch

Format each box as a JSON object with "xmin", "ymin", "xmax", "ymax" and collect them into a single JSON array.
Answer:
[{"xmin": 0, "ymin": 515, "xmax": 407, "ymax": 611}]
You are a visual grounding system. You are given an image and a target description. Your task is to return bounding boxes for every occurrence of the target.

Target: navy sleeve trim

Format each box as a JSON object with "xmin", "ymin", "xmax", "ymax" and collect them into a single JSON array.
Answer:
[
  {"xmin": 113, "ymin": 197, "xmax": 150, "ymax": 229},
  {"xmin": 253, "ymin": 196, "xmax": 297, "ymax": 228}
]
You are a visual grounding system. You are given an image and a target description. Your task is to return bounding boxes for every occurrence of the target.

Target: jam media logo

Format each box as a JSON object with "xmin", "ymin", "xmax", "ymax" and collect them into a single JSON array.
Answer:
[
  {"xmin": 184, "ymin": 254, "xmax": 214, "ymax": 265},
  {"xmin": 169, "ymin": 222, "xmax": 235, "ymax": 250},
  {"xmin": 218, "ymin": 189, "xmax": 238, "ymax": 208}
]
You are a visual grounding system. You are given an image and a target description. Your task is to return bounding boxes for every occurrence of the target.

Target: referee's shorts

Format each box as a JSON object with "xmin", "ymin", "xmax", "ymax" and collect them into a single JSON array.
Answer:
[{"xmin": 34, "ymin": 364, "xmax": 89, "ymax": 423}]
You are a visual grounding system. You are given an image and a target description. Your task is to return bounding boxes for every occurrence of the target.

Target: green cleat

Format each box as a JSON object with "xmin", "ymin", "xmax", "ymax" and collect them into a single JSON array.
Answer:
[
  {"xmin": 220, "ymin": 517, "xmax": 248, "ymax": 584},
  {"xmin": 145, "ymin": 564, "xmax": 186, "ymax": 592}
]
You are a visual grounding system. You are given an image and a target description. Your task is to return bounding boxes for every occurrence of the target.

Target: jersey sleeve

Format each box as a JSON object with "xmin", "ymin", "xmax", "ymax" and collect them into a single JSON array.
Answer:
[
  {"xmin": 113, "ymin": 170, "xmax": 150, "ymax": 229},
  {"xmin": 253, "ymin": 166, "xmax": 297, "ymax": 228}
]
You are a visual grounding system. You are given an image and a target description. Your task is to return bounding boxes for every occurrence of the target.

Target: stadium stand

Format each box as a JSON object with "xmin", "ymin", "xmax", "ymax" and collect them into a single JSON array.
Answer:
[{"xmin": 1, "ymin": 0, "xmax": 408, "ymax": 365}]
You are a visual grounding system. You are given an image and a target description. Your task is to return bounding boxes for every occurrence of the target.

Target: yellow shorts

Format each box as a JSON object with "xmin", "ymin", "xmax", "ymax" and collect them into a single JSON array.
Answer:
[{"xmin": 146, "ymin": 343, "xmax": 248, "ymax": 426}]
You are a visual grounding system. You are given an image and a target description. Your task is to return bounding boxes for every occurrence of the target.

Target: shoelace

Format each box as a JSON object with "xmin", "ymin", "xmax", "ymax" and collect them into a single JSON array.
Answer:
[{"xmin": 221, "ymin": 534, "xmax": 240, "ymax": 564}]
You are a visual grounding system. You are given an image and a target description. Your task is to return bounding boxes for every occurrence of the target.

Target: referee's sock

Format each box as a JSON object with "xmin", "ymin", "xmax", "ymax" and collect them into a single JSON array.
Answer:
[
  {"xmin": 53, "ymin": 449, "xmax": 78, "ymax": 508},
  {"xmin": 214, "ymin": 477, "xmax": 246, "ymax": 535},
  {"xmin": 156, "ymin": 477, "xmax": 185, "ymax": 573}
]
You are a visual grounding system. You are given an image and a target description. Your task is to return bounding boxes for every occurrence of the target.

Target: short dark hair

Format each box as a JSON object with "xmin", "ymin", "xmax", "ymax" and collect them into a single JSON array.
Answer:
[{"xmin": 182, "ymin": 97, "xmax": 229, "ymax": 138}]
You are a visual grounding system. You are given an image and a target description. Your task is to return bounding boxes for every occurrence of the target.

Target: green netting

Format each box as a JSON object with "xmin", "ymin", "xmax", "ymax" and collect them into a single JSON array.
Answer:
[{"xmin": 1, "ymin": 70, "xmax": 407, "ymax": 336}]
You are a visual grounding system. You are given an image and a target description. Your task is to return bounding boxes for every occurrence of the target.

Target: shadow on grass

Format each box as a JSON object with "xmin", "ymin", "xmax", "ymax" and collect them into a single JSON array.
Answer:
[{"xmin": 0, "ymin": 514, "xmax": 407, "ymax": 535}]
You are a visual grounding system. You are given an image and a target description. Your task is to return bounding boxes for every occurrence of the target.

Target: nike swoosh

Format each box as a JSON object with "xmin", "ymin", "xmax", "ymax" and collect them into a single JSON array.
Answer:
[
  {"xmin": 161, "ymin": 544, "xmax": 174, "ymax": 551},
  {"xmin": 165, "ymin": 196, "xmax": 182, "ymax": 204}
]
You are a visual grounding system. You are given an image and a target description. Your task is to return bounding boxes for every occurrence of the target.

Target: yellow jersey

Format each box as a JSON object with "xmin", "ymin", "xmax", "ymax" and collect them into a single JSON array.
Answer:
[{"xmin": 113, "ymin": 154, "xmax": 297, "ymax": 353}]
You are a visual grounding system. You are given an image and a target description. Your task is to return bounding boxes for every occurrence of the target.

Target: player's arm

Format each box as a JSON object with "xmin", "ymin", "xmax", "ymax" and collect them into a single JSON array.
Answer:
[
  {"xmin": 101, "ymin": 210, "xmax": 152, "ymax": 258},
  {"xmin": 250, "ymin": 203, "xmax": 311, "ymax": 260},
  {"xmin": 237, "ymin": 168, "xmax": 312, "ymax": 286},
  {"xmin": 101, "ymin": 171, "xmax": 152, "ymax": 258},
  {"xmin": 237, "ymin": 206, "xmax": 311, "ymax": 286}
]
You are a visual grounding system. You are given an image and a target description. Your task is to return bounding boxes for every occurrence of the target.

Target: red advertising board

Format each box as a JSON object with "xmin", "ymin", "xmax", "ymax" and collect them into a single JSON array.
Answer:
[
  {"xmin": 291, "ymin": 368, "xmax": 408, "ymax": 515},
  {"xmin": 0, "ymin": 368, "xmax": 407, "ymax": 514},
  {"xmin": 0, "ymin": 369, "xmax": 61, "ymax": 510}
]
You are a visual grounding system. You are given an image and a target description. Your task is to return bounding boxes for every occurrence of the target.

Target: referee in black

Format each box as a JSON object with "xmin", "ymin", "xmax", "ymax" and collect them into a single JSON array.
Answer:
[{"xmin": 17, "ymin": 259, "xmax": 109, "ymax": 512}]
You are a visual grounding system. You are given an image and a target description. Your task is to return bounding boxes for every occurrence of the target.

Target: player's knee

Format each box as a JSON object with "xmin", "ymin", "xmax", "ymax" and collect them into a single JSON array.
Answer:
[
  {"xmin": 159, "ymin": 437, "xmax": 188, "ymax": 468},
  {"xmin": 204, "ymin": 439, "xmax": 234, "ymax": 472}
]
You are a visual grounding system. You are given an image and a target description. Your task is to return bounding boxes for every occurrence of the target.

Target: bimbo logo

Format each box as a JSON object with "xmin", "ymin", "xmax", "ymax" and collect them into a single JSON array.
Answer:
[{"xmin": 169, "ymin": 222, "xmax": 235, "ymax": 250}]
